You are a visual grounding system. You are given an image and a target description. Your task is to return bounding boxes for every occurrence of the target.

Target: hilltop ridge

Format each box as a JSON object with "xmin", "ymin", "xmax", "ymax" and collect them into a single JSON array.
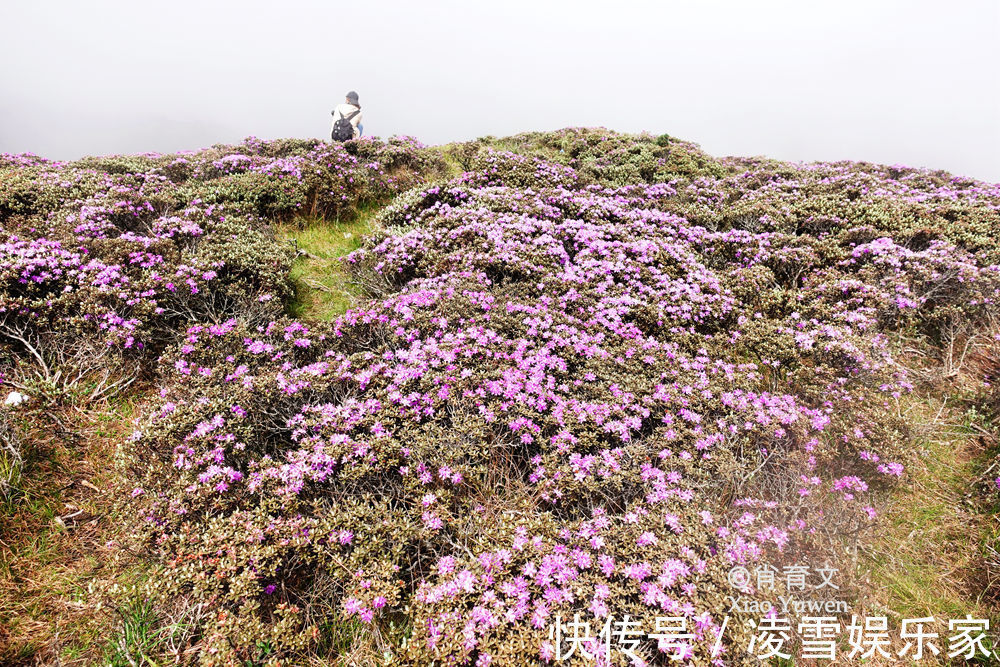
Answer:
[{"xmin": 2, "ymin": 128, "xmax": 999, "ymax": 665}]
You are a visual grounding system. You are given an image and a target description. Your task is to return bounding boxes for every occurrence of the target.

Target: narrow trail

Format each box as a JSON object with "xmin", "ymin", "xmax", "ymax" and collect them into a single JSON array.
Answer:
[
  {"xmin": 857, "ymin": 390, "xmax": 997, "ymax": 624},
  {"xmin": 277, "ymin": 207, "xmax": 376, "ymax": 321}
]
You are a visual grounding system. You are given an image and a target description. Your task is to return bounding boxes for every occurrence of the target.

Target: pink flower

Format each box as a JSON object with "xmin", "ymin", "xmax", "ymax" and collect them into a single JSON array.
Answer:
[
  {"xmin": 637, "ymin": 531, "xmax": 658, "ymax": 547},
  {"xmin": 437, "ymin": 555, "xmax": 456, "ymax": 575}
]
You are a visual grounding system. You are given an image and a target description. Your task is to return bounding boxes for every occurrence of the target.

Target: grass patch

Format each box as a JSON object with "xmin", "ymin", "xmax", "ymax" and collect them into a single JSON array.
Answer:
[
  {"xmin": 277, "ymin": 204, "xmax": 384, "ymax": 321},
  {"xmin": 857, "ymin": 391, "xmax": 995, "ymax": 624},
  {"xmin": 432, "ymin": 143, "xmax": 470, "ymax": 178},
  {"xmin": 104, "ymin": 599, "xmax": 163, "ymax": 667}
]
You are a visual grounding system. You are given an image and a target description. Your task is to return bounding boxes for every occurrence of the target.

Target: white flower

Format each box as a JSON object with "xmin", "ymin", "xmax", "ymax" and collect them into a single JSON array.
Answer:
[{"xmin": 4, "ymin": 391, "xmax": 29, "ymax": 407}]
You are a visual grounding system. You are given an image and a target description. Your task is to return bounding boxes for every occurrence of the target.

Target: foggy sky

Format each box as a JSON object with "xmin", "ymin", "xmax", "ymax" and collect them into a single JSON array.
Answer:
[{"xmin": 2, "ymin": 0, "xmax": 998, "ymax": 182}]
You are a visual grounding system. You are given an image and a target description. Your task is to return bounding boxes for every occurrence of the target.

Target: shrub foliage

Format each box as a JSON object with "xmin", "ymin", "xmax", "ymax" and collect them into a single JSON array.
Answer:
[{"xmin": 3, "ymin": 129, "xmax": 999, "ymax": 664}]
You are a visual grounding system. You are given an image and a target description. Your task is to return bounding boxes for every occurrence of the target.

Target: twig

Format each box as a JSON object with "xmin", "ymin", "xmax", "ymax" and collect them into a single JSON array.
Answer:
[{"xmin": 302, "ymin": 278, "xmax": 334, "ymax": 293}]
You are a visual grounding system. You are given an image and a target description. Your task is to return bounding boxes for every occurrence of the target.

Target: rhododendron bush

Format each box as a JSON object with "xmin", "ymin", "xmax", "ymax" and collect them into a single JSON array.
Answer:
[
  {"xmin": 0, "ymin": 136, "xmax": 444, "ymax": 394},
  {"xmin": 4, "ymin": 129, "xmax": 1000, "ymax": 664}
]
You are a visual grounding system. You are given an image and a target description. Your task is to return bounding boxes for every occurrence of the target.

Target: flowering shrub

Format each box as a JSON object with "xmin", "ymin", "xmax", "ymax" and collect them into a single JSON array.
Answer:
[
  {"xmin": 5, "ymin": 127, "xmax": 998, "ymax": 662},
  {"xmin": 118, "ymin": 131, "xmax": 1000, "ymax": 664},
  {"xmin": 0, "ymin": 137, "xmax": 445, "ymax": 396},
  {"xmin": 453, "ymin": 128, "xmax": 726, "ymax": 186}
]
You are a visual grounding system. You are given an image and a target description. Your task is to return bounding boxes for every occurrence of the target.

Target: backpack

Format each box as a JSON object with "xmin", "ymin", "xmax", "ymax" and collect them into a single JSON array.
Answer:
[{"xmin": 331, "ymin": 107, "xmax": 361, "ymax": 141}]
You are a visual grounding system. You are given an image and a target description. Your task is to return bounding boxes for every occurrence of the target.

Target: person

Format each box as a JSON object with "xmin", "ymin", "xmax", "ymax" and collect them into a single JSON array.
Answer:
[{"xmin": 331, "ymin": 91, "xmax": 363, "ymax": 140}]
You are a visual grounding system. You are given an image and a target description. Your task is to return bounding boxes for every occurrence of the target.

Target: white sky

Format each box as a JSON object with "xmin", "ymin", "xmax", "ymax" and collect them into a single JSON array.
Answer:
[{"xmin": 2, "ymin": 0, "xmax": 998, "ymax": 182}]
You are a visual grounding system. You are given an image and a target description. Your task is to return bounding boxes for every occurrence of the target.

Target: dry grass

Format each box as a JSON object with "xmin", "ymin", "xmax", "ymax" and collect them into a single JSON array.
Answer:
[{"xmin": 0, "ymin": 391, "xmax": 153, "ymax": 665}]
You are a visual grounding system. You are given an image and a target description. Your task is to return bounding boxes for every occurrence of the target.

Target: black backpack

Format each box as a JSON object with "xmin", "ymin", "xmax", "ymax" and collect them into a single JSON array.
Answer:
[{"xmin": 331, "ymin": 108, "xmax": 360, "ymax": 141}]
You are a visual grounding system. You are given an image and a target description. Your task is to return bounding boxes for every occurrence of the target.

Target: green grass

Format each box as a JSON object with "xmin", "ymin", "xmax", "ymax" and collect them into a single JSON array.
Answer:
[
  {"xmin": 0, "ymin": 451, "xmax": 23, "ymax": 520},
  {"xmin": 278, "ymin": 204, "xmax": 384, "ymax": 321},
  {"xmin": 858, "ymin": 393, "xmax": 995, "ymax": 623},
  {"xmin": 104, "ymin": 599, "xmax": 165, "ymax": 667},
  {"xmin": 433, "ymin": 144, "xmax": 465, "ymax": 178}
]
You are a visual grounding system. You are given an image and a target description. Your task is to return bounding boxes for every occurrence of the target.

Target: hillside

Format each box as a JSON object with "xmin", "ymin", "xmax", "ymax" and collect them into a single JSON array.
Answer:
[{"xmin": 2, "ymin": 128, "xmax": 999, "ymax": 665}]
